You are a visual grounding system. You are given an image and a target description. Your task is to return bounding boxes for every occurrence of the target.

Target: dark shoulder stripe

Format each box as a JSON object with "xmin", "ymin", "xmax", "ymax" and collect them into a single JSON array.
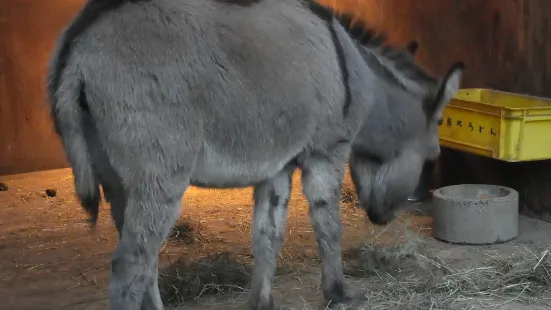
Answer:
[
  {"xmin": 307, "ymin": 0, "xmax": 333, "ymax": 21},
  {"xmin": 50, "ymin": 0, "xmax": 148, "ymax": 96},
  {"xmin": 307, "ymin": 1, "xmax": 352, "ymax": 117},
  {"xmin": 215, "ymin": 0, "xmax": 260, "ymax": 6}
]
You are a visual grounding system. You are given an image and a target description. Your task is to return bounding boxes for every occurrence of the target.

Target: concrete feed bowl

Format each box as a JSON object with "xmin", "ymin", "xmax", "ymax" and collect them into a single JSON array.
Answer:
[{"xmin": 432, "ymin": 184, "xmax": 519, "ymax": 245}]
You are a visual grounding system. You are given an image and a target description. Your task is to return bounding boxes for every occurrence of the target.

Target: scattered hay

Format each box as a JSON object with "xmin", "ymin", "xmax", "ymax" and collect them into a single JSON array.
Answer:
[
  {"xmin": 340, "ymin": 186, "xmax": 358, "ymax": 205},
  {"xmin": 484, "ymin": 248, "xmax": 551, "ymax": 298},
  {"xmin": 227, "ymin": 221, "xmax": 252, "ymax": 236},
  {"xmin": 168, "ymin": 217, "xmax": 223, "ymax": 244},
  {"xmin": 344, "ymin": 225, "xmax": 551, "ymax": 309},
  {"xmin": 362, "ymin": 247, "xmax": 551, "ymax": 309},
  {"xmin": 159, "ymin": 252, "xmax": 251, "ymax": 305},
  {"xmin": 343, "ymin": 218, "xmax": 433, "ymax": 275},
  {"xmin": 343, "ymin": 229, "xmax": 435, "ymax": 278}
]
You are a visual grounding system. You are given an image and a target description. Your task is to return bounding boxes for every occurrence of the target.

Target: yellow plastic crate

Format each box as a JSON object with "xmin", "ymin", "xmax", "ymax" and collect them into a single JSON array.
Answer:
[{"xmin": 438, "ymin": 88, "xmax": 551, "ymax": 162}]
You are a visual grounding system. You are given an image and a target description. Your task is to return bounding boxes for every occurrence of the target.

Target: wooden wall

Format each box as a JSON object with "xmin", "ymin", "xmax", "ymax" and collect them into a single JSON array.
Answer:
[
  {"xmin": 2, "ymin": 0, "xmax": 551, "ymax": 217},
  {"xmin": 320, "ymin": 0, "xmax": 551, "ymax": 97},
  {"xmin": 0, "ymin": 0, "xmax": 84, "ymax": 175}
]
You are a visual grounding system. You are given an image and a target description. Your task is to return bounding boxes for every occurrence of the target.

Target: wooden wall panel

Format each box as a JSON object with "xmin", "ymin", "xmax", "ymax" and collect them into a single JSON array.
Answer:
[
  {"xmin": 320, "ymin": 0, "xmax": 551, "ymax": 97},
  {"xmin": 0, "ymin": 0, "xmax": 85, "ymax": 175}
]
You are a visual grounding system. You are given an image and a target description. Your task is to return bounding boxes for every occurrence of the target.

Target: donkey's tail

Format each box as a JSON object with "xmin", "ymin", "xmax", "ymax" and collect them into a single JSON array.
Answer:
[
  {"xmin": 47, "ymin": 66, "xmax": 101, "ymax": 227},
  {"xmin": 46, "ymin": 13, "xmax": 106, "ymax": 228},
  {"xmin": 47, "ymin": 70, "xmax": 100, "ymax": 228},
  {"xmin": 45, "ymin": 0, "xmax": 131, "ymax": 228}
]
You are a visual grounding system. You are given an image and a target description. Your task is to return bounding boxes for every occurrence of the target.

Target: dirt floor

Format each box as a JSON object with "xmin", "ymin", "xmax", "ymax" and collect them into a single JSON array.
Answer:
[{"xmin": 0, "ymin": 168, "xmax": 550, "ymax": 310}]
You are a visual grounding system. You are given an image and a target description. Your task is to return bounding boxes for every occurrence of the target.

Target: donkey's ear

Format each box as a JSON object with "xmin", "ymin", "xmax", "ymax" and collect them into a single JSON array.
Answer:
[
  {"xmin": 405, "ymin": 40, "xmax": 419, "ymax": 55},
  {"xmin": 431, "ymin": 62, "xmax": 464, "ymax": 119}
]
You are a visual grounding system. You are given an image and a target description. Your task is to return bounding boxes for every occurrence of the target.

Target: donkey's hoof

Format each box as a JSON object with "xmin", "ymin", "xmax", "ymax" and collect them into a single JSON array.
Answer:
[
  {"xmin": 249, "ymin": 295, "xmax": 281, "ymax": 310},
  {"xmin": 323, "ymin": 282, "xmax": 359, "ymax": 307}
]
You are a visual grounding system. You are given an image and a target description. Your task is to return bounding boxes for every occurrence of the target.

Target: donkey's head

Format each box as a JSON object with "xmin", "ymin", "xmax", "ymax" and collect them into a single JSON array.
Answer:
[{"xmin": 347, "ymin": 31, "xmax": 464, "ymax": 225}]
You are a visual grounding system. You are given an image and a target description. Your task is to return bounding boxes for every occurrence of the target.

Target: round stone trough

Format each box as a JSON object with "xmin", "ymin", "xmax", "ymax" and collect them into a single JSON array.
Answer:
[{"xmin": 432, "ymin": 184, "xmax": 519, "ymax": 245}]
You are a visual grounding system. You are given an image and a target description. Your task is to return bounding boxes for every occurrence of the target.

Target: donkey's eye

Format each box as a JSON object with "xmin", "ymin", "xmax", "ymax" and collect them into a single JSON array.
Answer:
[{"xmin": 437, "ymin": 118, "xmax": 443, "ymax": 126}]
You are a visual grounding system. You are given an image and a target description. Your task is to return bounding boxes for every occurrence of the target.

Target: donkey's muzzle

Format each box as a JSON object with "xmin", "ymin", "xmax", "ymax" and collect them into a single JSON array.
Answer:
[{"xmin": 366, "ymin": 207, "xmax": 397, "ymax": 226}]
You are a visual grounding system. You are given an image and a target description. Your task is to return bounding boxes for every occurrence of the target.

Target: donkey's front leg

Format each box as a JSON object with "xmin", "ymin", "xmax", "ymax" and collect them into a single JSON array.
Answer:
[
  {"xmin": 249, "ymin": 165, "xmax": 294, "ymax": 310},
  {"xmin": 300, "ymin": 154, "xmax": 355, "ymax": 306}
]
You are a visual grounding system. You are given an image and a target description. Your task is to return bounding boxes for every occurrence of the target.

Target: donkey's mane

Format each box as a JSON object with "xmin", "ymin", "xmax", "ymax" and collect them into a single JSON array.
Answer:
[
  {"xmin": 325, "ymin": 7, "xmax": 438, "ymax": 94},
  {"xmin": 215, "ymin": 0, "xmax": 260, "ymax": 6}
]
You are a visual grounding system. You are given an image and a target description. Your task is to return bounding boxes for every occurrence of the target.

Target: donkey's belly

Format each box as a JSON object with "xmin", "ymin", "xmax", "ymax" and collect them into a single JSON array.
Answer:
[{"xmin": 190, "ymin": 144, "xmax": 297, "ymax": 189}]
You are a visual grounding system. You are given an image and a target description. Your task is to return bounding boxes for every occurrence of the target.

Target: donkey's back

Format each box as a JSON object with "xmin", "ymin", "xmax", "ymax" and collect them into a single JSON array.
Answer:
[{"xmin": 50, "ymin": 0, "xmax": 348, "ymax": 190}]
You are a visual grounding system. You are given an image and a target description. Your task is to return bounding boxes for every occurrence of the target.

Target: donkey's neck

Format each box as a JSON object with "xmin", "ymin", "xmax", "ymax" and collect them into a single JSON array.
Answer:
[
  {"xmin": 353, "ymin": 78, "xmax": 425, "ymax": 160},
  {"xmin": 350, "ymin": 48, "xmax": 428, "ymax": 160},
  {"xmin": 357, "ymin": 39, "xmax": 428, "ymax": 129},
  {"xmin": 328, "ymin": 15, "xmax": 426, "ymax": 136}
]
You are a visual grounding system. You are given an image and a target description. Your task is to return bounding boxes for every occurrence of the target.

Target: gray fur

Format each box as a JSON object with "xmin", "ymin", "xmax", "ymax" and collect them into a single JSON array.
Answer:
[
  {"xmin": 250, "ymin": 163, "xmax": 294, "ymax": 309},
  {"xmin": 47, "ymin": 0, "xmax": 463, "ymax": 309}
]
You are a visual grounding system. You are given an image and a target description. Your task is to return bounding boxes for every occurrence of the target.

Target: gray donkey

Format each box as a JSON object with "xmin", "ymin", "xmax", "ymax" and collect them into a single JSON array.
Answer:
[{"xmin": 47, "ymin": 0, "xmax": 463, "ymax": 309}]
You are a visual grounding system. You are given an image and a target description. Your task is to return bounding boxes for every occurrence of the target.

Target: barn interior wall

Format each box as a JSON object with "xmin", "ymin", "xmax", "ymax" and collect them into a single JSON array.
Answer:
[{"xmin": 0, "ymin": 0, "xmax": 87, "ymax": 175}]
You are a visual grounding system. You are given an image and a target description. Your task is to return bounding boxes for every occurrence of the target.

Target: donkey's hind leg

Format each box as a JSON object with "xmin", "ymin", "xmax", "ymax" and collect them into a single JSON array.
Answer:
[
  {"xmin": 103, "ymin": 184, "xmax": 126, "ymax": 237},
  {"xmin": 103, "ymin": 184, "xmax": 164, "ymax": 310},
  {"xmin": 141, "ymin": 260, "xmax": 164, "ymax": 310},
  {"xmin": 300, "ymin": 149, "xmax": 356, "ymax": 306},
  {"xmin": 108, "ymin": 174, "xmax": 189, "ymax": 310},
  {"xmin": 249, "ymin": 164, "xmax": 295, "ymax": 310}
]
